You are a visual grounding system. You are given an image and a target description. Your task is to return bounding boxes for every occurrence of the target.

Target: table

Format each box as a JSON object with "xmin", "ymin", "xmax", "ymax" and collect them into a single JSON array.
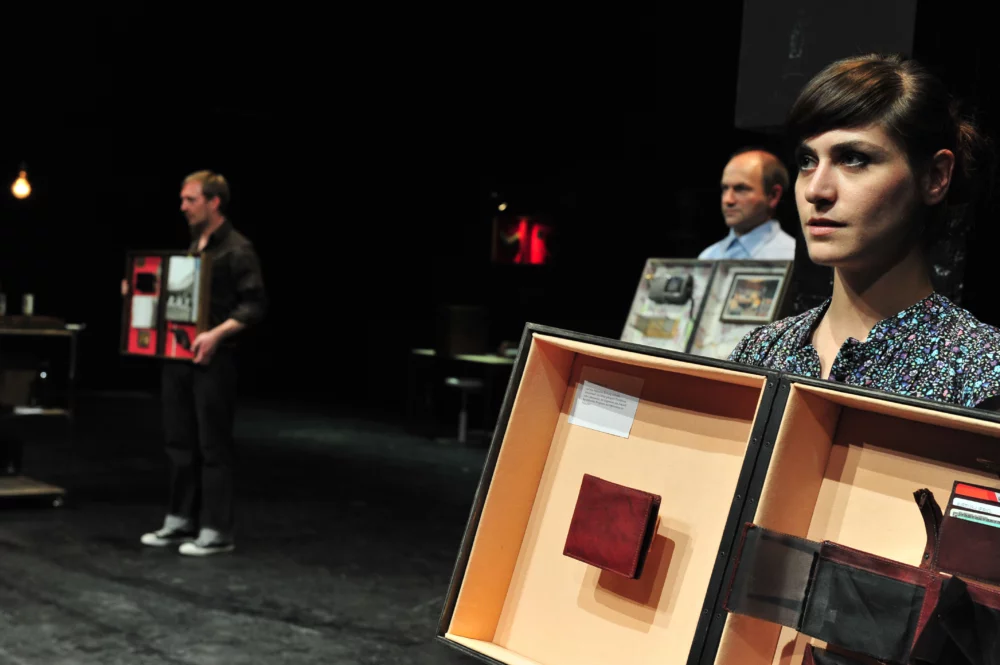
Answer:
[
  {"xmin": 0, "ymin": 321, "xmax": 85, "ymax": 505},
  {"xmin": 407, "ymin": 348, "xmax": 516, "ymax": 441},
  {"xmin": 0, "ymin": 322, "xmax": 85, "ymax": 420},
  {"xmin": 410, "ymin": 348, "xmax": 516, "ymax": 365}
]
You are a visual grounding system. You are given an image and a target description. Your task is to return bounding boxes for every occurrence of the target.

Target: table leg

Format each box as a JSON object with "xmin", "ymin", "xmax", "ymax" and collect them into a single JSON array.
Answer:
[
  {"xmin": 484, "ymin": 367, "xmax": 495, "ymax": 437},
  {"xmin": 67, "ymin": 332, "xmax": 79, "ymax": 438}
]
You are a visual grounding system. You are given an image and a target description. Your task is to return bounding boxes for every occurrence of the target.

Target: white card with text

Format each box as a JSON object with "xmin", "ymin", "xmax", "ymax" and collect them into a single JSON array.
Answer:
[{"xmin": 567, "ymin": 366, "xmax": 644, "ymax": 438}]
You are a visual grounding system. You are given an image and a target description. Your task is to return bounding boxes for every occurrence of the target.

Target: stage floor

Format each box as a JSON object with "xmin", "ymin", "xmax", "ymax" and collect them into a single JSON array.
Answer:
[{"xmin": 0, "ymin": 393, "xmax": 484, "ymax": 665}]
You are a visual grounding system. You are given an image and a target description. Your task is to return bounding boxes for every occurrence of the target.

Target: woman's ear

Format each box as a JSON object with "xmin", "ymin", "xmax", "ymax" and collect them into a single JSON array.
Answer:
[{"xmin": 923, "ymin": 149, "xmax": 955, "ymax": 206}]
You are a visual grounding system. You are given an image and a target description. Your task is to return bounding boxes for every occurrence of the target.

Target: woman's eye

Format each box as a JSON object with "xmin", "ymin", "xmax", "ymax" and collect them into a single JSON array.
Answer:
[
  {"xmin": 797, "ymin": 154, "xmax": 817, "ymax": 171},
  {"xmin": 842, "ymin": 151, "xmax": 870, "ymax": 168}
]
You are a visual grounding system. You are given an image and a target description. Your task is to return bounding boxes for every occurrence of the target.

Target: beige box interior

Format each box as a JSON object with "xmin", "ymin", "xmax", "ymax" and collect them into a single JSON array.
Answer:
[
  {"xmin": 442, "ymin": 333, "xmax": 769, "ymax": 665},
  {"xmin": 714, "ymin": 383, "xmax": 1000, "ymax": 665}
]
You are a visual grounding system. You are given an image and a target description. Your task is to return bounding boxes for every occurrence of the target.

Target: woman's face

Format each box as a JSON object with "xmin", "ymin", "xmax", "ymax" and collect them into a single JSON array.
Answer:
[{"xmin": 795, "ymin": 123, "xmax": 923, "ymax": 271}]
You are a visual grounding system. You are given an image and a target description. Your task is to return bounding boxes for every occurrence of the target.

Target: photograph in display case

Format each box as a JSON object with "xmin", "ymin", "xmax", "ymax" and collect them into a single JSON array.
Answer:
[
  {"xmin": 719, "ymin": 272, "xmax": 785, "ymax": 324},
  {"xmin": 688, "ymin": 259, "xmax": 793, "ymax": 360},
  {"xmin": 165, "ymin": 255, "xmax": 201, "ymax": 323}
]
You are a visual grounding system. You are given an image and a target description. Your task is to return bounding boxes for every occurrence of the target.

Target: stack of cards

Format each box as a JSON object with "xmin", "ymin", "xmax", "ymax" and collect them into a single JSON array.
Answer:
[
  {"xmin": 948, "ymin": 482, "xmax": 1000, "ymax": 527},
  {"xmin": 937, "ymin": 480, "xmax": 1000, "ymax": 585}
]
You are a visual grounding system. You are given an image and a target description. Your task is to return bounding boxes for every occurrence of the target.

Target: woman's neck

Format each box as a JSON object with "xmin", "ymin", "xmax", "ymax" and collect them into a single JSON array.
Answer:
[{"xmin": 823, "ymin": 245, "xmax": 935, "ymax": 344}]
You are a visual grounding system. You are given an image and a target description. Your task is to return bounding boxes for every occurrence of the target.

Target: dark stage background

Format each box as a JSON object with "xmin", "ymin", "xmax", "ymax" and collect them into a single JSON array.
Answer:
[{"xmin": 0, "ymin": 5, "xmax": 998, "ymax": 415}]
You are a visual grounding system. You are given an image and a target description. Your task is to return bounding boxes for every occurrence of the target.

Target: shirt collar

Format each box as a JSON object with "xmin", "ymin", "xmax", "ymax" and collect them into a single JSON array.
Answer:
[
  {"xmin": 868, "ymin": 293, "xmax": 951, "ymax": 342},
  {"xmin": 792, "ymin": 292, "xmax": 951, "ymax": 351},
  {"xmin": 192, "ymin": 219, "xmax": 232, "ymax": 252},
  {"xmin": 209, "ymin": 219, "xmax": 233, "ymax": 246},
  {"xmin": 725, "ymin": 219, "xmax": 779, "ymax": 256},
  {"xmin": 792, "ymin": 297, "xmax": 830, "ymax": 351}
]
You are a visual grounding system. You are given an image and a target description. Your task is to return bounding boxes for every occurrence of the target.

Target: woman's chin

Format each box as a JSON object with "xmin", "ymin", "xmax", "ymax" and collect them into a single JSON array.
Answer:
[{"xmin": 805, "ymin": 246, "xmax": 843, "ymax": 267}]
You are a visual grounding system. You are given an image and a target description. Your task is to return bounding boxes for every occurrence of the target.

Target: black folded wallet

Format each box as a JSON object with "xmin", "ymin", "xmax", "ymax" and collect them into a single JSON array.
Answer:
[
  {"xmin": 725, "ymin": 518, "xmax": 1000, "ymax": 664},
  {"xmin": 725, "ymin": 524, "xmax": 928, "ymax": 663}
]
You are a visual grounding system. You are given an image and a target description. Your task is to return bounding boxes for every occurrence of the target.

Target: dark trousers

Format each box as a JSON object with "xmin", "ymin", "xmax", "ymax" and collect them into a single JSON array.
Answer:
[{"xmin": 161, "ymin": 348, "xmax": 237, "ymax": 536}]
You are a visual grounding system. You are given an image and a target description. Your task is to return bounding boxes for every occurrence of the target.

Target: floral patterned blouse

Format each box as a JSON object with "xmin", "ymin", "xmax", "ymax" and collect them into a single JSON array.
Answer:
[{"xmin": 728, "ymin": 293, "xmax": 1000, "ymax": 408}]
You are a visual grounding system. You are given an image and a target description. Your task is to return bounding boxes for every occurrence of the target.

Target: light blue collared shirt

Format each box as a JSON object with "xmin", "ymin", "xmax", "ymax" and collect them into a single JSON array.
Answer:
[{"xmin": 698, "ymin": 219, "xmax": 796, "ymax": 260}]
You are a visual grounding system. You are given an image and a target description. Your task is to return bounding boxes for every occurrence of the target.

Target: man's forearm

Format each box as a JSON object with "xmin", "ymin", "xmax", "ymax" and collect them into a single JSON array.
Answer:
[{"xmin": 212, "ymin": 318, "xmax": 246, "ymax": 340}]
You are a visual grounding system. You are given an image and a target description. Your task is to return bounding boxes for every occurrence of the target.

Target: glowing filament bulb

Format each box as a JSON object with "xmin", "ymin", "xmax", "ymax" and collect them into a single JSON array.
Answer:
[{"xmin": 11, "ymin": 170, "xmax": 30, "ymax": 199}]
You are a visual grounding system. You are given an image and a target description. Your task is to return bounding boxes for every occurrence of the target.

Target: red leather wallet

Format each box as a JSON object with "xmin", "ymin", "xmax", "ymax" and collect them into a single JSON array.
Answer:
[{"xmin": 562, "ymin": 474, "xmax": 661, "ymax": 579}]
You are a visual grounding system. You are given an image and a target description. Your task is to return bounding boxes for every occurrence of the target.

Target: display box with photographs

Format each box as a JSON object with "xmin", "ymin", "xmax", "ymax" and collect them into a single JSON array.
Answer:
[
  {"xmin": 120, "ymin": 251, "xmax": 212, "ymax": 360},
  {"xmin": 620, "ymin": 259, "xmax": 718, "ymax": 354},
  {"xmin": 621, "ymin": 259, "xmax": 792, "ymax": 360},
  {"xmin": 437, "ymin": 324, "xmax": 780, "ymax": 665},
  {"xmin": 704, "ymin": 375, "xmax": 1000, "ymax": 665},
  {"xmin": 688, "ymin": 260, "xmax": 793, "ymax": 360}
]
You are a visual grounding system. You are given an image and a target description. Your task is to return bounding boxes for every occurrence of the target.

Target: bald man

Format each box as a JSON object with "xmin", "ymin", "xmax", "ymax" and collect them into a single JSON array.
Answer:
[{"xmin": 698, "ymin": 148, "xmax": 795, "ymax": 260}]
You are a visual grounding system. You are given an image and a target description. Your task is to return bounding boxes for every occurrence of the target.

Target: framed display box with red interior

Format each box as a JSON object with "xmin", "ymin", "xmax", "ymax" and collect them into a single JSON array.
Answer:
[
  {"xmin": 120, "ymin": 251, "xmax": 212, "ymax": 361},
  {"xmin": 437, "ymin": 323, "xmax": 781, "ymax": 665}
]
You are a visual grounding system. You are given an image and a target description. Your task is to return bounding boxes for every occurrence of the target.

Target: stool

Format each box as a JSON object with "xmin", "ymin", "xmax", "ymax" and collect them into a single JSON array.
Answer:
[{"xmin": 444, "ymin": 377, "xmax": 483, "ymax": 444}]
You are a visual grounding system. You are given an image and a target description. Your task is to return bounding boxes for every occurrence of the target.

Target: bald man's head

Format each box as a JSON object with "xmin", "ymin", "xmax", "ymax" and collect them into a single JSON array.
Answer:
[{"xmin": 720, "ymin": 149, "xmax": 789, "ymax": 235}]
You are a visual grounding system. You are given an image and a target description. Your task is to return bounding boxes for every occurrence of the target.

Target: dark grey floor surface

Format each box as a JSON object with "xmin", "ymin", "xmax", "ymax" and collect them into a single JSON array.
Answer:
[{"xmin": 0, "ymin": 394, "xmax": 487, "ymax": 665}]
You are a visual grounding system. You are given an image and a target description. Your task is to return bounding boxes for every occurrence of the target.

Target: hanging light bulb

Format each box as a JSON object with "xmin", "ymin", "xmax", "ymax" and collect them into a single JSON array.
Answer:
[{"xmin": 11, "ymin": 164, "xmax": 30, "ymax": 199}]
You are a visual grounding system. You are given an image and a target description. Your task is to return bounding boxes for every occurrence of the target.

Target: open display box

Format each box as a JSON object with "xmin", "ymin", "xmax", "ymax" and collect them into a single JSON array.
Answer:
[
  {"xmin": 438, "ymin": 324, "xmax": 780, "ymax": 665},
  {"xmin": 707, "ymin": 376, "xmax": 1000, "ymax": 665},
  {"xmin": 120, "ymin": 250, "xmax": 212, "ymax": 361}
]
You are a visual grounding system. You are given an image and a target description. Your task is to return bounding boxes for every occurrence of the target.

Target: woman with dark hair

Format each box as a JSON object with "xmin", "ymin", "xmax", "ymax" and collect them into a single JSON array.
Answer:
[{"xmin": 729, "ymin": 53, "xmax": 1000, "ymax": 408}]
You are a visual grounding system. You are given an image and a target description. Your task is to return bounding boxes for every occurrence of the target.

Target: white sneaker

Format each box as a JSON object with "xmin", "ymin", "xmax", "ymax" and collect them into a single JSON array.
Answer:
[
  {"xmin": 178, "ymin": 539, "xmax": 235, "ymax": 556},
  {"xmin": 178, "ymin": 528, "xmax": 234, "ymax": 556},
  {"xmin": 140, "ymin": 515, "xmax": 197, "ymax": 547},
  {"xmin": 140, "ymin": 527, "xmax": 197, "ymax": 547}
]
